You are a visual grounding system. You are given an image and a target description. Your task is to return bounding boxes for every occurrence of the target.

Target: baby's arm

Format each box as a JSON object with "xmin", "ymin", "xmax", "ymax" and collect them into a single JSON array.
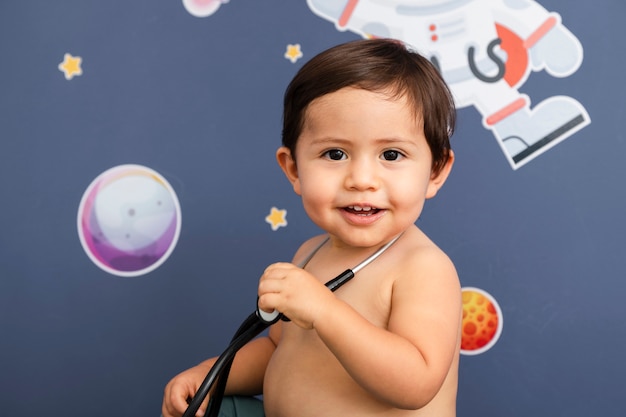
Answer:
[
  {"xmin": 315, "ymin": 247, "xmax": 461, "ymax": 409},
  {"xmin": 162, "ymin": 326, "xmax": 279, "ymax": 417}
]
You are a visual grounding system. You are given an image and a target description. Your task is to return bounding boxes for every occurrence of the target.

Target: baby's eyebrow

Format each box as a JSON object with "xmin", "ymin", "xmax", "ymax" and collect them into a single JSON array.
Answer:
[
  {"xmin": 308, "ymin": 137, "xmax": 351, "ymax": 147},
  {"xmin": 309, "ymin": 137, "xmax": 416, "ymax": 146},
  {"xmin": 372, "ymin": 137, "xmax": 417, "ymax": 146}
]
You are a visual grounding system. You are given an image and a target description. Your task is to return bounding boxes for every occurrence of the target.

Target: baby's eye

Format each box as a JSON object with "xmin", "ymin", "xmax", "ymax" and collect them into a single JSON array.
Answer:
[
  {"xmin": 381, "ymin": 150, "xmax": 403, "ymax": 161},
  {"xmin": 324, "ymin": 149, "xmax": 346, "ymax": 160}
]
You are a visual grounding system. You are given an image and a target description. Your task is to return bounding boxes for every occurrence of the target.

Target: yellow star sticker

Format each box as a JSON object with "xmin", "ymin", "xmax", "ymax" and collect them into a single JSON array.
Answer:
[
  {"xmin": 58, "ymin": 53, "xmax": 83, "ymax": 80},
  {"xmin": 265, "ymin": 207, "xmax": 288, "ymax": 231},
  {"xmin": 284, "ymin": 44, "xmax": 303, "ymax": 64}
]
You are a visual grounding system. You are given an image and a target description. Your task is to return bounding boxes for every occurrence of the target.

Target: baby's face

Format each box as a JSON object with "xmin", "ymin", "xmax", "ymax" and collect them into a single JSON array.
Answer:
[{"xmin": 288, "ymin": 87, "xmax": 441, "ymax": 249}]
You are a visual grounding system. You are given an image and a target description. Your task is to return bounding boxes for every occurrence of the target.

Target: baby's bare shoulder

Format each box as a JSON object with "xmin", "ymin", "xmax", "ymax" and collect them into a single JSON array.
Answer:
[
  {"xmin": 394, "ymin": 227, "xmax": 457, "ymax": 280},
  {"xmin": 389, "ymin": 229, "xmax": 460, "ymax": 315}
]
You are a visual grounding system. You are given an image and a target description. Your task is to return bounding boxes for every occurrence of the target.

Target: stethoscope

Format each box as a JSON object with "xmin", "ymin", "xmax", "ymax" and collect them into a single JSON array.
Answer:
[{"xmin": 182, "ymin": 233, "xmax": 403, "ymax": 417}]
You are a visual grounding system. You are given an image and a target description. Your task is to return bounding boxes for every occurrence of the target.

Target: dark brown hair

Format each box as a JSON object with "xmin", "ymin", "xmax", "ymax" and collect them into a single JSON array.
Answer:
[{"xmin": 282, "ymin": 38, "xmax": 456, "ymax": 175}]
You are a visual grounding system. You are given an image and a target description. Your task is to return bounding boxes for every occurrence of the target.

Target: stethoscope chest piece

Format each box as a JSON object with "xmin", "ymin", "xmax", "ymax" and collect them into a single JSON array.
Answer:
[{"xmin": 256, "ymin": 301, "xmax": 281, "ymax": 324}]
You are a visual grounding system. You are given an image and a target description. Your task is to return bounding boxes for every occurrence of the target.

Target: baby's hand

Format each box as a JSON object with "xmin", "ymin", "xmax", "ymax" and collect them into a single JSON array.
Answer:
[
  {"xmin": 162, "ymin": 364, "xmax": 210, "ymax": 417},
  {"xmin": 257, "ymin": 262, "xmax": 333, "ymax": 329}
]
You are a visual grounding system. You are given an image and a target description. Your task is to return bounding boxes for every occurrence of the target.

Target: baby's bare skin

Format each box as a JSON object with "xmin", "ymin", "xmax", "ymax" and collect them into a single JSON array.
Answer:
[
  {"xmin": 162, "ymin": 229, "xmax": 460, "ymax": 417},
  {"xmin": 262, "ymin": 230, "xmax": 461, "ymax": 417}
]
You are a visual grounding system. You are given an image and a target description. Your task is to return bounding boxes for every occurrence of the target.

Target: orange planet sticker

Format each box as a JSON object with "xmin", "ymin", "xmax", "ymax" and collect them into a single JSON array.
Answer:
[{"xmin": 461, "ymin": 287, "xmax": 503, "ymax": 355}]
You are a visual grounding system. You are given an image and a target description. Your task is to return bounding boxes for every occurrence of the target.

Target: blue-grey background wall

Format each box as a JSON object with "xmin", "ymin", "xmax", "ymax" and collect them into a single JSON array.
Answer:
[{"xmin": 0, "ymin": 1, "xmax": 624, "ymax": 416}]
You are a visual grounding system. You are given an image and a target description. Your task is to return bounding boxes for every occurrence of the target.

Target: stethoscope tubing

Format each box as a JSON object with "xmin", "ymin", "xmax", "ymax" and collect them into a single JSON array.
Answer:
[
  {"xmin": 182, "ymin": 312, "xmax": 268, "ymax": 417},
  {"xmin": 182, "ymin": 233, "xmax": 402, "ymax": 417}
]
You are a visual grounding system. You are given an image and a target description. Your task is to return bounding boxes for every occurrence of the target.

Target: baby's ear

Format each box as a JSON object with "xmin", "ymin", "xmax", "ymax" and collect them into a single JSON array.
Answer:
[
  {"xmin": 426, "ymin": 150, "xmax": 454, "ymax": 199},
  {"xmin": 276, "ymin": 147, "xmax": 301, "ymax": 195}
]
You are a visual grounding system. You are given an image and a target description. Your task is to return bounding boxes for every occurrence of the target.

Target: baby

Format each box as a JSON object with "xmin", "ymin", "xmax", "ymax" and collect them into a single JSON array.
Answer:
[{"xmin": 163, "ymin": 38, "xmax": 461, "ymax": 417}]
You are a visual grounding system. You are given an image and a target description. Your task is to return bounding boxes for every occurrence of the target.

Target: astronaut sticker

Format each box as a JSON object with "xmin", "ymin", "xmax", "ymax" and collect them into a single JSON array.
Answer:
[{"xmin": 307, "ymin": 0, "xmax": 590, "ymax": 170}]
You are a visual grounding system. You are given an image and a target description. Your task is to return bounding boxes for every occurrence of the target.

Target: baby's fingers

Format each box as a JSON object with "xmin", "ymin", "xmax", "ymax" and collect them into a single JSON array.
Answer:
[
  {"xmin": 163, "ymin": 383, "xmax": 205, "ymax": 417},
  {"xmin": 262, "ymin": 262, "xmax": 296, "ymax": 278}
]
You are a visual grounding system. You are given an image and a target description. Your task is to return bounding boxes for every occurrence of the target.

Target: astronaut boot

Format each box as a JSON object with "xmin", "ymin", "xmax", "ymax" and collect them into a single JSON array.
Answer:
[{"xmin": 490, "ymin": 96, "xmax": 590, "ymax": 169}]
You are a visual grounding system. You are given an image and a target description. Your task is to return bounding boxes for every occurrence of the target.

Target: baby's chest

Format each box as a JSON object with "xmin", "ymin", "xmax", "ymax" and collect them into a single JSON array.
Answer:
[{"xmin": 332, "ymin": 272, "xmax": 394, "ymax": 328}]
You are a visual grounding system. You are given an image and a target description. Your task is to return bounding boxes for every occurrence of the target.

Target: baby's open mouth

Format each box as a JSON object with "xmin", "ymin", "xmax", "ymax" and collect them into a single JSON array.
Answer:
[{"xmin": 344, "ymin": 205, "xmax": 381, "ymax": 216}]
